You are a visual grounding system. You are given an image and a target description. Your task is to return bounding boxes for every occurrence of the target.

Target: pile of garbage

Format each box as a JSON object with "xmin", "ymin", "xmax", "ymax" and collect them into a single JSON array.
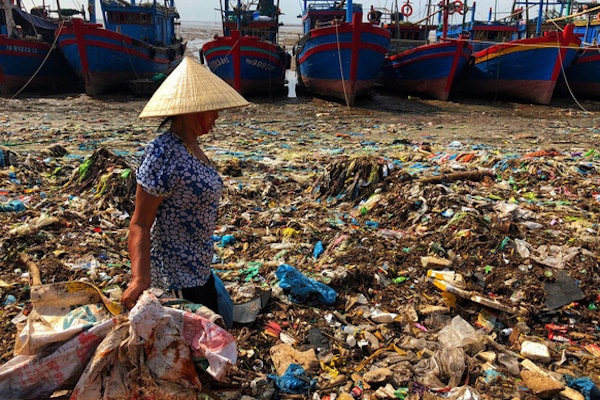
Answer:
[{"xmin": 0, "ymin": 118, "xmax": 599, "ymax": 399}]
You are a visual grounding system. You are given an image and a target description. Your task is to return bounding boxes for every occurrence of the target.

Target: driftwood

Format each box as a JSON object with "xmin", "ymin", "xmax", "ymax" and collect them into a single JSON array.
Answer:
[
  {"xmin": 19, "ymin": 253, "xmax": 41, "ymax": 286},
  {"xmin": 419, "ymin": 170, "xmax": 493, "ymax": 185}
]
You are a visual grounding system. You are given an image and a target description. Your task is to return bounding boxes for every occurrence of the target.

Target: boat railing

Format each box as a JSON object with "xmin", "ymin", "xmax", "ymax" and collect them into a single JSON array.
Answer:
[
  {"xmin": 314, "ymin": 16, "xmax": 344, "ymax": 27},
  {"xmin": 306, "ymin": 2, "xmax": 362, "ymax": 13},
  {"xmin": 389, "ymin": 37, "xmax": 430, "ymax": 52}
]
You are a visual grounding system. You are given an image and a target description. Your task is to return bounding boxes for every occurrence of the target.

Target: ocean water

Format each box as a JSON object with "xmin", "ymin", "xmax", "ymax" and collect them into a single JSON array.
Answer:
[{"xmin": 181, "ymin": 20, "xmax": 302, "ymax": 55}]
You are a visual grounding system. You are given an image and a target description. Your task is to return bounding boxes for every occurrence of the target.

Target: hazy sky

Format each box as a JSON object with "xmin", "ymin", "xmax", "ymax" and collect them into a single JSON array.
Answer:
[
  {"xmin": 28, "ymin": 0, "xmax": 511, "ymax": 26},
  {"xmin": 176, "ymin": 0, "xmax": 508, "ymax": 25}
]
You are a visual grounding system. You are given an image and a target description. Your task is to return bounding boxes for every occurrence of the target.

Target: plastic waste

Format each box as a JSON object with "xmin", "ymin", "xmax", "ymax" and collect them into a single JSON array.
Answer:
[
  {"xmin": 565, "ymin": 375, "xmax": 600, "ymax": 400},
  {"xmin": 346, "ymin": 335, "xmax": 357, "ymax": 347},
  {"xmin": 0, "ymin": 199, "xmax": 26, "ymax": 212},
  {"xmin": 497, "ymin": 352, "xmax": 520, "ymax": 376},
  {"xmin": 275, "ymin": 264, "xmax": 337, "ymax": 305},
  {"xmin": 447, "ymin": 385, "xmax": 481, "ymax": 399},
  {"xmin": 438, "ymin": 315, "xmax": 485, "ymax": 355},
  {"xmin": 267, "ymin": 363, "xmax": 317, "ymax": 394},
  {"xmin": 313, "ymin": 241, "xmax": 324, "ymax": 259},
  {"xmin": 342, "ymin": 324, "xmax": 359, "ymax": 335},
  {"xmin": 520, "ymin": 340, "xmax": 551, "ymax": 363}
]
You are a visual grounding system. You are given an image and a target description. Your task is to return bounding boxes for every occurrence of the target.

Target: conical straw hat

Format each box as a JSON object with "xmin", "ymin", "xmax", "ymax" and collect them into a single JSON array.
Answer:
[{"xmin": 139, "ymin": 56, "xmax": 249, "ymax": 118}]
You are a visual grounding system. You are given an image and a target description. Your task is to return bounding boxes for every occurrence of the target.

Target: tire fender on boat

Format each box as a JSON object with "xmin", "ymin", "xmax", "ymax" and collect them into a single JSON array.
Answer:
[
  {"xmin": 199, "ymin": 49, "xmax": 205, "ymax": 64},
  {"xmin": 401, "ymin": 3, "xmax": 413, "ymax": 17}
]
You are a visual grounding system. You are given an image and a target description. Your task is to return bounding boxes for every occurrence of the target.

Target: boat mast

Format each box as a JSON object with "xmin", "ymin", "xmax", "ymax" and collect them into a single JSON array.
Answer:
[
  {"xmin": 275, "ymin": 0, "xmax": 280, "ymax": 43},
  {"xmin": 221, "ymin": 0, "xmax": 226, "ymax": 35},
  {"xmin": 426, "ymin": 0, "xmax": 432, "ymax": 28},
  {"xmin": 88, "ymin": 0, "xmax": 96, "ymax": 23},
  {"xmin": 535, "ymin": 0, "xmax": 543, "ymax": 36},
  {"xmin": 441, "ymin": 0, "xmax": 449, "ymax": 38},
  {"xmin": 346, "ymin": 0, "xmax": 352, "ymax": 22}
]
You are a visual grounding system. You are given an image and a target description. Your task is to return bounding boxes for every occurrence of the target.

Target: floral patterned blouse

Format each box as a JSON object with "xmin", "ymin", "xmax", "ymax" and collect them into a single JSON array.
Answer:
[{"xmin": 136, "ymin": 131, "xmax": 223, "ymax": 290}]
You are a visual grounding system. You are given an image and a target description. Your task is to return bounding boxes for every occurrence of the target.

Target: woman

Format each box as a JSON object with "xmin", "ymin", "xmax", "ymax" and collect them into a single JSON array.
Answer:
[{"xmin": 120, "ymin": 57, "xmax": 249, "ymax": 313}]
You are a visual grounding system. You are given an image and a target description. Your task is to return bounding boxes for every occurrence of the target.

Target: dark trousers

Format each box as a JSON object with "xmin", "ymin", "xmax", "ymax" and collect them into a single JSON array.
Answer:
[{"xmin": 175, "ymin": 273, "xmax": 219, "ymax": 314}]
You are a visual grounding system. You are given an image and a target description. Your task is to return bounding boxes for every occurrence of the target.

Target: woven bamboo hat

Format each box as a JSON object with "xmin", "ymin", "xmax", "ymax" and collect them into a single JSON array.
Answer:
[{"xmin": 139, "ymin": 56, "xmax": 249, "ymax": 119}]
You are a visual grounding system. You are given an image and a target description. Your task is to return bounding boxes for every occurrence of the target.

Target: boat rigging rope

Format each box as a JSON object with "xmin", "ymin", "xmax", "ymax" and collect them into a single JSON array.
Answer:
[
  {"xmin": 224, "ymin": 38, "xmax": 241, "ymax": 57},
  {"xmin": 125, "ymin": 41, "xmax": 140, "ymax": 80},
  {"xmin": 11, "ymin": 20, "xmax": 65, "ymax": 99},
  {"xmin": 334, "ymin": 20, "xmax": 350, "ymax": 108},
  {"xmin": 555, "ymin": 32, "xmax": 588, "ymax": 113}
]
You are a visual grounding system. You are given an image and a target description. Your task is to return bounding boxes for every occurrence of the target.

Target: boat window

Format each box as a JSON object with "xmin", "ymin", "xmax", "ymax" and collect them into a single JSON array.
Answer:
[{"xmin": 107, "ymin": 11, "xmax": 152, "ymax": 25}]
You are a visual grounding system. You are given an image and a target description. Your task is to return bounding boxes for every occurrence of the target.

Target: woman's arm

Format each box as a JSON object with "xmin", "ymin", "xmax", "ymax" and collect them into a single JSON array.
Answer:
[{"xmin": 121, "ymin": 184, "xmax": 163, "ymax": 309}]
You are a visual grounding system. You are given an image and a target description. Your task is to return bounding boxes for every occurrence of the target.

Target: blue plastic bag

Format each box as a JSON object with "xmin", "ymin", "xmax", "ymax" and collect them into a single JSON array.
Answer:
[
  {"xmin": 275, "ymin": 264, "xmax": 337, "ymax": 305},
  {"xmin": 313, "ymin": 241, "xmax": 324, "ymax": 259},
  {"xmin": 213, "ymin": 271, "xmax": 233, "ymax": 328},
  {"xmin": 565, "ymin": 375, "xmax": 600, "ymax": 400},
  {"xmin": 267, "ymin": 363, "xmax": 317, "ymax": 394}
]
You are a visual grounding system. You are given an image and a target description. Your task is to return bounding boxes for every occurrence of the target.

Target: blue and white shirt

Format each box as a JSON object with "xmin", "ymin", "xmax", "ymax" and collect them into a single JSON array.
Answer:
[{"xmin": 137, "ymin": 131, "xmax": 223, "ymax": 290}]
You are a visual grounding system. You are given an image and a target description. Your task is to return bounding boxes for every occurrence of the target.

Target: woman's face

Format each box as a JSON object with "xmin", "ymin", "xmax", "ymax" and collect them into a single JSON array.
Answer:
[{"xmin": 196, "ymin": 110, "xmax": 219, "ymax": 135}]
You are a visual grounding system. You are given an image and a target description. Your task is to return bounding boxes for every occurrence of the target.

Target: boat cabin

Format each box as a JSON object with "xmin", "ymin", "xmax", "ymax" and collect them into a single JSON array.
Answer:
[
  {"xmin": 222, "ymin": 0, "xmax": 281, "ymax": 43},
  {"xmin": 0, "ymin": 0, "xmax": 63, "ymax": 42},
  {"xmin": 300, "ymin": 1, "xmax": 363, "ymax": 31},
  {"xmin": 99, "ymin": 0, "xmax": 181, "ymax": 46},
  {"xmin": 570, "ymin": 1, "xmax": 600, "ymax": 44}
]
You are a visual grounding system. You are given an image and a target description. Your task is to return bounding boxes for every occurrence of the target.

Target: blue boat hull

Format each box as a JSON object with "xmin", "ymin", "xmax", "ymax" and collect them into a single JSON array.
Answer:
[
  {"xmin": 456, "ymin": 26, "xmax": 580, "ymax": 104},
  {"xmin": 57, "ymin": 19, "xmax": 185, "ymax": 96},
  {"xmin": 556, "ymin": 44, "xmax": 600, "ymax": 99},
  {"xmin": 295, "ymin": 14, "xmax": 390, "ymax": 106},
  {"xmin": 202, "ymin": 31, "xmax": 288, "ymax": 95},
  {"xmin": 0, "ymin": 36, "xmax": 80, "ymax": 96},
  {"xmin": 379, "ymin": 39, "xmax": 472, "ymax": 101}
]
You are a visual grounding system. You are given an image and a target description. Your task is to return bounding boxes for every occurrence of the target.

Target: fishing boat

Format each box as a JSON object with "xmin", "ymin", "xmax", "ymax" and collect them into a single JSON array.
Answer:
[
  {"xmin": 200, "ymin": 0, "xmax": 291, "ymax": 96},
  {"xmin": 0, "ymin": 0, "xmax": 82, "ymax": 96},
  {"xmin": 377, "ymin": 0, "xmax": 472, "ymax": 101},
  {"xmin": 294, "ymin": 0, "xmax": 391, "ymax": 106},
  {"xmin": 56, "ymin": 0, "xmax": 185, "ymax": 96},
  {"xmin": 455, "ymin": 24, "xmax": 580, "ymax": 104},
  {"xmin": 440, "ymin": 0, "xmax": 581, "ymax": 104},
  {"xmin": 451, "ymin": 0, "xmax": 581, "ymax": 105},
  {"xmin": 554, "ymin": 3, "xmax": 600, "ymax": 99}
]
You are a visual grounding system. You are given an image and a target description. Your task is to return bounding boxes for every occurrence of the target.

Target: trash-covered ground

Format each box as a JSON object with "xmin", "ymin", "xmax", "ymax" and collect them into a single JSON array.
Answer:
[{"xmin": 1, "ymin": 92, "xmax": 600, "ymax": 399}]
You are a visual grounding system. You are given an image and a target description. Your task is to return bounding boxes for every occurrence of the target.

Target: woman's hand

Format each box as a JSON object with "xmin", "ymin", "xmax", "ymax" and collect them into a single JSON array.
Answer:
[{"xmin": 120, "ymin": 276, "xmax": 151, "ymax": 310}]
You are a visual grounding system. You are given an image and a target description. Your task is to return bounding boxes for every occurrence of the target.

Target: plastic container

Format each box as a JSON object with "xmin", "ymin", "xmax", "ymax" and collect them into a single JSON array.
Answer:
[{"xmin": 342, "ymin": 324, "xmax": 359, "ymax": 335}]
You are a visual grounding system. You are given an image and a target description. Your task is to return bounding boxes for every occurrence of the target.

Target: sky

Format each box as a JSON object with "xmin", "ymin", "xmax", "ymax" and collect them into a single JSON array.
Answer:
[
  {"xmin": 25, "ymin": 0, "xmax": 513, "ymax": 26},
  {"xmin": 175, "ymin": 0, "xmax": 508, "ymax": 26}
]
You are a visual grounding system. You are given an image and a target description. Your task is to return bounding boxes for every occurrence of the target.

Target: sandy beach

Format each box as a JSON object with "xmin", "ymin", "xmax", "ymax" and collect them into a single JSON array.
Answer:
[{"xmin": 1, "ymin": 22, "xmax": 600, "ymax": 400}]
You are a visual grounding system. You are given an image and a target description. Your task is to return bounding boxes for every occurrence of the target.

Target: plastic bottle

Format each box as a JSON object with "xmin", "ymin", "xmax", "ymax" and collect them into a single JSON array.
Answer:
[
  {"xmin": 342, "ymin": 324, "xmax": 359, "ymax": 335},
  {"xmin": 346, "ymin": 335, "xmax": 357, "ymax": 347}
]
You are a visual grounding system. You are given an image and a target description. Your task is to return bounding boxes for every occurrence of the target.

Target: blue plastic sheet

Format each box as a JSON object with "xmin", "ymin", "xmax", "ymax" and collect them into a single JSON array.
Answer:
[
  {"xmin": 213, "ymin": 271, "xmax": 233, "ymax": 328},
  {"xmin": 565, "ymin": 375, "xmax": 600, "ymax": 400},
  {"xmin": 312, "ymin": 241, "xmax": 324, "ymax": 259},
  {"xmin": 0, "ymin": 200, "xmax": 26, "ymax": 212},
  {"xmin": 267, "ymin": 363, "xmax": 316, "ymax": 394},
  {"xmin": 275, "ymin": 264, "xmax": 337, "ymax": 305}
]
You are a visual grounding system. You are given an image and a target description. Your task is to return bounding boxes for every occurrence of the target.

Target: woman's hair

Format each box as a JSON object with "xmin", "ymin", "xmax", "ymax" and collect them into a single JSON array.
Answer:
[{"xmin": 157, "ymin": 116, "xmax": 173, "ymax": 131}]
